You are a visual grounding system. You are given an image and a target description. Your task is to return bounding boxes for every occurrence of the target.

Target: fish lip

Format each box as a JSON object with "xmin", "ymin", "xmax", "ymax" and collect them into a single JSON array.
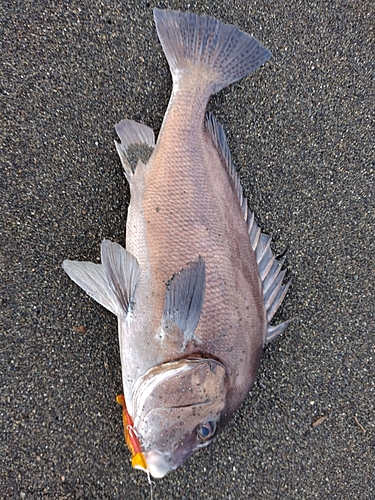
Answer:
[
  {"xmin": 144, "ymin": 426, "xmax": 214, "ymax": 478},
  {"xmin": 144, "ymin": 450, "xmax": 173, "ymax": 479}
]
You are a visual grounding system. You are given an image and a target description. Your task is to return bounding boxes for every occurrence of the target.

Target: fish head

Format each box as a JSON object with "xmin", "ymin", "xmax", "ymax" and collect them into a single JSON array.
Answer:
[{"xmin": 131, "ymin": 358, "xmax": 227, "ymax": 478}]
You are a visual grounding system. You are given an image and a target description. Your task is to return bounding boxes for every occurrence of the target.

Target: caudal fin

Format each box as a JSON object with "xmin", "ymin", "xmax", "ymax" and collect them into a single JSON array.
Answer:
[{"xmin": 153, "ymin": 8, "xmax": 271, "ymax": 93}]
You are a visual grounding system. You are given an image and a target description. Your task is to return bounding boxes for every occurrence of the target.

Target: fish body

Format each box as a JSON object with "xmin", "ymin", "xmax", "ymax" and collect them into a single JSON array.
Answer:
[{"xmin": 63, "ymin": 8, "xmax": 290, "ymax": 478}]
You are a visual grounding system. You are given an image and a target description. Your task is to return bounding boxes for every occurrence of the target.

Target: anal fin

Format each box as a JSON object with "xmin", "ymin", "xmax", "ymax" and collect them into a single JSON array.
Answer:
[{"xmin": 114, "ymin": 119, "xmax": 155, "ymax": 180}]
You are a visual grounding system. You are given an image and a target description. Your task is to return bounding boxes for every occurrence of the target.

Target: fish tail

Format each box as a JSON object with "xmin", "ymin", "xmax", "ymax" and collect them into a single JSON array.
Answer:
[{"xmin": 153, "ymin": 8, "xmax": 271, "ymax": 94}]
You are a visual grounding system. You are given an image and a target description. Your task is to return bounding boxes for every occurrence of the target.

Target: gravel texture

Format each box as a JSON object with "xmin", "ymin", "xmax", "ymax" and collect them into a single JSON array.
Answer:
[{"xmin": 1, "ymin": 0, "xmax": 374, "ymax": 499}]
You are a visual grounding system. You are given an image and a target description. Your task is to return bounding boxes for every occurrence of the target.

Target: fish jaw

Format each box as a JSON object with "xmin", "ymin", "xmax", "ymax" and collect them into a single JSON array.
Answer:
[
  {"xmin": 144, "ymin": 429, "xmax": 211, "ymax": 478},
  {"xmin": 130, "ymin": 358, "xmax": 227, "ymax": 478},
  {"xmin": 143, "ymin": 450, "xmax": 171, "ymax": 479}
]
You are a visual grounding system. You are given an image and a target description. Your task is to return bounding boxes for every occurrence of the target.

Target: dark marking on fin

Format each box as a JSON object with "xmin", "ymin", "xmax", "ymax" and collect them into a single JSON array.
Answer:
[
  {"xmin": 205, "ymin": 112, "xmax": 247, "ymax": 217},
  {"xmin": 115, "ymin": 119, "xmax": 155, "ymax": 150},
  {"xmin": 266, "ymin": 318, "xmax": 293, "ymax": 343},
  {"xmin": 114, "ymin": 119, "xmax": 155, "ymax": 180}
]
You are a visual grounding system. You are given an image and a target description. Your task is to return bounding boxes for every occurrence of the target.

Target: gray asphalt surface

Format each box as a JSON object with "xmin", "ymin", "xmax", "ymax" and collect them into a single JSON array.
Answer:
[{"xmin": 1, "ymin": 0, "xmax": 374, "ymax": 498}]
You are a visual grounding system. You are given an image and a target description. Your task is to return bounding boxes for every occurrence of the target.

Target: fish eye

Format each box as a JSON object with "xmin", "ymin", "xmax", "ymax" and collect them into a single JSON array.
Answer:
[{"xmin": 197, "ymin": 421, "xmax": 216, "ymax": 441}]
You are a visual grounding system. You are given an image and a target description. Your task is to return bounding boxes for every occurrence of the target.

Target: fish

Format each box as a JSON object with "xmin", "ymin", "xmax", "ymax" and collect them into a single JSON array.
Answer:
[{"xmin": 62, "ymin": 8, "xmax": 291, "ymax": 479}]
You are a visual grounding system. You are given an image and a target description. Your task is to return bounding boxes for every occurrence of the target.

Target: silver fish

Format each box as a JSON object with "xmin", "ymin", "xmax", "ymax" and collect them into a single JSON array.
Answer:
[{"xmin": 63, "ymin": 8, "xmax": 291, "ymax": 478}]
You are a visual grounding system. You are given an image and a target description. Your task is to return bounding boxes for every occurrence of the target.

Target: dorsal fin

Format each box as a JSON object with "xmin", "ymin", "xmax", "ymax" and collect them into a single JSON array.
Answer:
[
  {"xmin": 115, "ymin": 119, "xmax": 155, "ymax": 181},
  {"xmin": 205, "ymin": 112, "xmax": 291, "ymax": 344},
  {"xmin": 205, "ymin": 112, "xmax": 247, "ymax": 217}
]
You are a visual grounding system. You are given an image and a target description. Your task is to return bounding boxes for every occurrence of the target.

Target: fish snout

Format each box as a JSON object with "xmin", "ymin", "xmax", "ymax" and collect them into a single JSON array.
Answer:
[{"xmin": 144, "ymin": 450, "xmax": 173, "ymax": 478}]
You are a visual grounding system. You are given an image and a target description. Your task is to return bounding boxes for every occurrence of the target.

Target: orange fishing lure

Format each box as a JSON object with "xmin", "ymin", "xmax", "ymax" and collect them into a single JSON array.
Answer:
[{"xmin": 116, "ymin": 395, "xmax": 147, "ymax": 470}]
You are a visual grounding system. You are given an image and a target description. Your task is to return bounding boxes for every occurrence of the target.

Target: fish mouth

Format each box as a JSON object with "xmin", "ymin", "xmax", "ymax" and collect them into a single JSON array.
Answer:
[
  {"xmin": 144, "ymin": 450, "xmax": 173, "ymax": 478},
  {"xmin": 144, "ymin": 431, "xmax": 206, "ymax": 478},
  {"xmin": 131, "ymin": 358, "xmax": 227, "ymax": 477}
]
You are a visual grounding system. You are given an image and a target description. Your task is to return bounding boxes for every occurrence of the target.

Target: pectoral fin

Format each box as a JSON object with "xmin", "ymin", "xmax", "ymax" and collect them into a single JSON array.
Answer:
[
  {"xmin": 63, "ymin": 239, "xmax": 140, "ymax": 318},
  {"xmin": 162, "ymin": 257, "xmax": 206, "ymax": 349}
]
